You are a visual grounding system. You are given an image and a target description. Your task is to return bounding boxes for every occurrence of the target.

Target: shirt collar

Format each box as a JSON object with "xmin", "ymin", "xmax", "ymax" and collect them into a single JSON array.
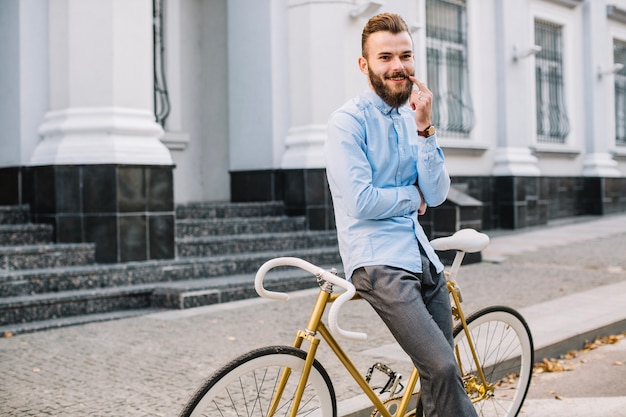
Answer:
[{"xmin": 363, "ymin": 88, "xmax": 404, "ymax": 116}]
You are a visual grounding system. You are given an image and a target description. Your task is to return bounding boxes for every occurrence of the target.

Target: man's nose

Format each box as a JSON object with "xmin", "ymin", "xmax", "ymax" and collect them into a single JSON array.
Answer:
[{"xmin": 391, "ymin": 56, "xmax": 406, "ymax": 72}]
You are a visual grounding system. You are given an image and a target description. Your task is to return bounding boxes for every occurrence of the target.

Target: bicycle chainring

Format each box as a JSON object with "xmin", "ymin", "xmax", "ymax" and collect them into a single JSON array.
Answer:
[{"xmin": 370, "ymin": 392, "xmax": 421, "ymax": 417}]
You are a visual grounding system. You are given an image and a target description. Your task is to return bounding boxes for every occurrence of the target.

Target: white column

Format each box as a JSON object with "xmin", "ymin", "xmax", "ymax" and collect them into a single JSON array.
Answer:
[
  {"xmin": 581, "ymin": 1, "xmax": 620, "ymax": 177},
  {"xmin": 30, "ymin": 0, "xmax": 172, "ymax": 166},
  {"xmin": 492, "ymin": 0, "xmax": 540, "ymax": 176},
  {"xmin": 0, "ymin": 0, "xmax": 49, "ymax": 167},
  {"xmin": 280, "ymin": 0, "xmax": 360, "ymax": 169}
]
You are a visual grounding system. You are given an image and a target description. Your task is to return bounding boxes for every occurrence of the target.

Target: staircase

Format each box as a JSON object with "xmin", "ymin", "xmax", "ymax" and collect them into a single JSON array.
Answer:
[{"xmin": 0, "ymin": 202, "xmax": 341, "ymax": 335}]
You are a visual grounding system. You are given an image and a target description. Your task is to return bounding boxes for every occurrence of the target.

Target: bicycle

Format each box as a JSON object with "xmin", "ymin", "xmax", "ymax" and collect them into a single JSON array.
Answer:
[{"xmin": 179, "ymin": 228, "xmax": 534, "ymax": 417}]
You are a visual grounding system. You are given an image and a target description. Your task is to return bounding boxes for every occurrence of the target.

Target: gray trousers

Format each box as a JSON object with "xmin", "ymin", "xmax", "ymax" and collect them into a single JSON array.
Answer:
[{"xmin": 351, "ymin": 254, "xmax": 477, "ymax": 417}]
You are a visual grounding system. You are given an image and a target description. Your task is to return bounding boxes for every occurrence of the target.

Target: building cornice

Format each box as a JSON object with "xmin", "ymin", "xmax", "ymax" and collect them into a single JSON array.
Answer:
[
  {"xmin": 607, "ymin": 4, "xmax": 626, "ymax": 24},
  {"xmin": 544, "ymin": 0, "xmax": 583, "ymax": 9}
]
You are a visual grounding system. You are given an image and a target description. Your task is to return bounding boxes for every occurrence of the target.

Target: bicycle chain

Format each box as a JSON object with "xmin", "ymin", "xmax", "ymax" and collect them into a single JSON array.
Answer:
[{"xmin": 369, "ymin": 392, "xmax": 421, "ymax": 417}]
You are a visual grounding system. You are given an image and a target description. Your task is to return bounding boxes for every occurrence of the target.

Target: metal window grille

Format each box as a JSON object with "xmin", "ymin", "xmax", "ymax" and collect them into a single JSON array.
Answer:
[
  {"xmin": 425, "ymin": 0, "xmax": 475, "ymax": 137},
  {"xmin": 153, "ymin": 0, "xmax": 170, "ymax": 128},
  {"xmin": 614, "ymin": 40, "xmax": 626, "ymax": 146},
  {"xmin": 534, "ymin": 20, "xmax": 569, "ymax": 143}
]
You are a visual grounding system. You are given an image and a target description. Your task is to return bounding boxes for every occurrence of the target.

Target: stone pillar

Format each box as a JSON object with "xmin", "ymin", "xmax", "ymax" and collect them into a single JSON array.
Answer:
[
  {"xmin": 492, "ymin": 0, "xmax": 540, "ymax": 177},
  {"xmin": 0, "ymin": 0, "xmax": 49, "ymax": 205},
  {"xmin": 581, "ymin": 1, "xmax": 621, "ymax": 177},
  {"xmin": 490, "ymin": 0, "xmax": 541, "ymax": 229},
  {"xmin": 278, "ymin": 1, "xmax": 364, "ymax": 229},
  {"xmin": 28, "ymin": 0, "xmax": 175, "ymax": 263},
  {"xmin": 281, "ymin": 0, "xmax": 359, "ymax": 169}
]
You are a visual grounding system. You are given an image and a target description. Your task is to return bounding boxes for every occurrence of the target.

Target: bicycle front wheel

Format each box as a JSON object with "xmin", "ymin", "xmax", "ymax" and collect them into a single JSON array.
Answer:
[
  {"xmin": 179, "ymin": 345, "xmax": 337, "ymax": 417},
  {"xmin": 453, "ymin": 306, "xmax": 534, "ymax": 417}
]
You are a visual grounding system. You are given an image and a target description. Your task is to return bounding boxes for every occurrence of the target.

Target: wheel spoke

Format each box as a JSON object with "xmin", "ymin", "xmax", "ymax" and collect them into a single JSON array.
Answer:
[
  {"xmin": 179, "ymin": 347, "xmax": 336, "ymax": 417},
  {"xmin": 454, "ymin": 306, "xmax": 534, "ymax": 417}
]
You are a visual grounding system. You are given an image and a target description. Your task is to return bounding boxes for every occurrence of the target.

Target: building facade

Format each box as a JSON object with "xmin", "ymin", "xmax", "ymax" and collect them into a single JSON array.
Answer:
[{"xmin": 1, "ymin": 0, "xmax": 626, "ymax": 264}]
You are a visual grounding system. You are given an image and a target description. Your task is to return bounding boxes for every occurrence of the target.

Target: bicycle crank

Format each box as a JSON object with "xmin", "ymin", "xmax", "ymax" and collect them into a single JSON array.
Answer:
[{"xmin": 370, "ymin": 392, "xmax": 421, "ymax": 417}]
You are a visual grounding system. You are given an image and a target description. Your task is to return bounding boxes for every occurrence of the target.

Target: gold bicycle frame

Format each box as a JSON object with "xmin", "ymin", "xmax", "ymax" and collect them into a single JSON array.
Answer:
[{"xmin": 270, "ymin": 277, "xmax": 492, "ymax": 417}]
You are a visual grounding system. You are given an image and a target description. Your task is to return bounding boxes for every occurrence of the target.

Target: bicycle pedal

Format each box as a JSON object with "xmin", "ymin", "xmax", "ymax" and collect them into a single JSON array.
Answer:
[{"xmin": 365, "ymin": 362, "xmax": 404, "ymax": 395}]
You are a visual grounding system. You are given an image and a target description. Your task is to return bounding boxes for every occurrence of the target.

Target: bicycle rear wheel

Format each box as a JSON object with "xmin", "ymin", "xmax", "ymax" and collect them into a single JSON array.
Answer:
[
  {"xmin": 179, "ymin": 345, "xmax": 337, "ymax": 417},
  {"xmin": 453, "ymin": 306, "xmax": 534, "ymax": 417}
]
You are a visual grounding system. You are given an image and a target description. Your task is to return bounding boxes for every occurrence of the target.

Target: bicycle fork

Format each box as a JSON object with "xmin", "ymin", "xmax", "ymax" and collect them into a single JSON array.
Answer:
[
  {"xmin": 448, "ymin": 280, "xmax": 493, "ymax": 401},
  {"xmin": 267, "ymin": 288, "xmax": 330, "ymax": 417}
]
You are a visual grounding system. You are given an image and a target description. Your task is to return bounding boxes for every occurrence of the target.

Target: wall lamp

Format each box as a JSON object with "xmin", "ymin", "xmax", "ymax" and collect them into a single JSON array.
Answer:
[
  {"xmin": 350, "ymin": 0, "xmax": 384, "ymax": 19},
  {"xmin": 598, "ymin": 63, "xmax": 624, "ymax": 79},
  {"xmin": 513, "ymin": 45, "xmax": 542, "ymax": 62}
]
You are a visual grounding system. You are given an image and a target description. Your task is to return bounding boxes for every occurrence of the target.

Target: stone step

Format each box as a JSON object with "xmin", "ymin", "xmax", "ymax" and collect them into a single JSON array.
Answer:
[
  {"xmin": 0, "ymin": 285, "xmax": 155, "ymax": 326},
  {"xmin": 0, "ymin": 224, "xmax": 53, "ymax": 246},
  {"xmin": 0, "ymin": 243, "xmax": 96, "ymax": 271},
  {"xmin": 0, "ymin": 205, "xmax": 30, "ymax": 225},
  {"xmin": 176, "ymin": 231, "xmax": 338, "ymax": 257},
  {"xmin": 0, "ymin": 247, "xmax": 341, "ymax": 297},
  {"xmin": 0, "ymin": 249, "xmax": 344, "ymax": 329},
  {"xmin": 0, "ymin": 200, "xmax": 342, "ymax": 333},
  {"xmin": 151, "ymin": 265, "xmax": 345, "ymax": 309},
  {"xmin": 176, "ymin": 201, "xmax": 285, "ymax": 220},
  {"xmin": 176, "ymin": 216, "xmax": 307, "ymax": 238}
]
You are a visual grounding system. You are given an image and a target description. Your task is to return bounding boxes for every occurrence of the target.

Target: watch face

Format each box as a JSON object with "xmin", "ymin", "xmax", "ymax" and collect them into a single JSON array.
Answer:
[{"xmin": 418, "ymin": 125, "xmax": 435, "ymax": 137}]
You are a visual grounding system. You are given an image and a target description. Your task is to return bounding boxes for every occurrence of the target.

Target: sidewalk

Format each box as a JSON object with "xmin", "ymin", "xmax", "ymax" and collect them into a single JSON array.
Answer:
[{"xmin": 1, "ymin": 213, "xmax": 626, "ymax": 416}]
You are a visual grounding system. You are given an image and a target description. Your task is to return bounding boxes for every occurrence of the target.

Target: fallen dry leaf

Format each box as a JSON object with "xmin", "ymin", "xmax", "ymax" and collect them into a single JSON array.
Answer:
[
  {"xmin": 533, "ymin": 358, "xmax": 574, "ymax": 374},
  {"xmin": 561, "ymin": 350, "xmax": 578, "ymax": 360},
  {"xmin": 583, "ymin": 333, "xmax": 625, "ymax": 352},
  {"xmin": 535, "ymin": 331, "xmax": 625, "ymax": 374}
]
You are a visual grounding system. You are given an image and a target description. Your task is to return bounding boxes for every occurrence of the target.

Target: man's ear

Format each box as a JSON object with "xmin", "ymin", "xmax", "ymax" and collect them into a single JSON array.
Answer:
[{"xmin": 358, "ymin": 56, "xmax": 368, "ymax": 75}]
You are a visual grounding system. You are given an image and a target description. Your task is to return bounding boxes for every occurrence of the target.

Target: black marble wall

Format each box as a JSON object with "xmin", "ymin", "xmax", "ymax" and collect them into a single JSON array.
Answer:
[
  {"xmin": 231, "ymin": 169, "xmax": 335, "ymax": 231},
  {"xmin": 230, "ymin": 169, "xmax": 626, "ymax": 233},
  {"xmin": 0, "ymin": 165, "xmax": 175, "ymax": 263},
  {"xmin": 3, "ymin": 165, "xmax": 625, "ymax": 264}
]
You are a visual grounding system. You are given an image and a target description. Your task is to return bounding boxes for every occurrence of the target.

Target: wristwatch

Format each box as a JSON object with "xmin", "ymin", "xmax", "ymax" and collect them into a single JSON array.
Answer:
[{"xmin": 417, "ymin": 125, "xmax": 436, "ymax": 138}]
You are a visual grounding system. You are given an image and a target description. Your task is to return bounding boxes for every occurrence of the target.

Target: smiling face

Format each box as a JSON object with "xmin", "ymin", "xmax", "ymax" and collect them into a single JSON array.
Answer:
[{"xmin": 359, "ymin": 30, "xmax": 415, "ymax": 108}]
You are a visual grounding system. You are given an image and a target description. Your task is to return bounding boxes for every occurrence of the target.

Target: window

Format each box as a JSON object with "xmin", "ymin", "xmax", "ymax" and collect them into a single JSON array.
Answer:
[
  {"xmin": 614, "ymin": 40, "xmax": 626, "ymax": 146},
  {"xmin": 425, "ymin": 0, "xmax": 474, "ymax": 137},
  {"xmin": 534, "ymin": 20, "xmax": 569, "ymax": 143}
]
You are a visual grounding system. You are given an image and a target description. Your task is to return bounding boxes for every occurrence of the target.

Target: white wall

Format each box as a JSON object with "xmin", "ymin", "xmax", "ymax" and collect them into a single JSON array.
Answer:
[{"xmin": 0, "ymin": 0, "xmax": 48, "ymax": 167}]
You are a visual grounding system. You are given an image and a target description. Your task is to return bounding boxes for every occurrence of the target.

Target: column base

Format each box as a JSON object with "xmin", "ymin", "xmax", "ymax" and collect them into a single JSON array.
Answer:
[
  {"xmin": 280, "ymin": 124, "xmax": 326, "ymax": 169},
  {"xmin": 582, "ymin": 153, "xmax": 621, "ymax": 177},
  {"xmin": 492, "ymin": 147, "xmax": 540, "ymax": 176},
  {"xmin": 31, "ymin": 107, "xmax": 173, "ymax": 166}
]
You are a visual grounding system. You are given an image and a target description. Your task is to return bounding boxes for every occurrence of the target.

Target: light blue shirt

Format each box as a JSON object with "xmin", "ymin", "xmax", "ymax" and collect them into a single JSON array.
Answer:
[{"xmin": 325, "ymin": 89, "xmax": 450, "ymax": 280}]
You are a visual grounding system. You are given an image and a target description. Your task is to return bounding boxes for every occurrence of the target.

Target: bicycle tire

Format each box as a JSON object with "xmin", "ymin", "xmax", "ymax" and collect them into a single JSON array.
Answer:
[
  {"xmin": 453, "ymin": 306, "xmax": 534, "ymax": 417},
  {"xmin": 179, "ymin": 345, "xmax": 337, "ymax": 417}
]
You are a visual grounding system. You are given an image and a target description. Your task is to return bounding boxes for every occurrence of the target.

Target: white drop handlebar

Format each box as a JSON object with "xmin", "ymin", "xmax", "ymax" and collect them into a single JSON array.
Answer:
[
  {"xmin": 254, "ymin": 230, "xmax": 490, "ymax": 342},
  {"xmin": 254, "ymin": 257, "xmax": 368, "ymax": 341}
]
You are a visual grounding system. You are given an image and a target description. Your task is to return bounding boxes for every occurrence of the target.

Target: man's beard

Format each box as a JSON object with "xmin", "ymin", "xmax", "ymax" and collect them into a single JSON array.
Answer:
[{"xmin": 368, "ymin": 67, "xmax": 413, "ymax": 108}]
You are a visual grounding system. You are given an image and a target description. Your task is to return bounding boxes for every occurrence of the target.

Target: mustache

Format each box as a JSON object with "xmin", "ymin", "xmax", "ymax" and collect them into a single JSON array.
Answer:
[{"xmin": 384, "ymin": 71, "xmax": 411, "ymax": 80}]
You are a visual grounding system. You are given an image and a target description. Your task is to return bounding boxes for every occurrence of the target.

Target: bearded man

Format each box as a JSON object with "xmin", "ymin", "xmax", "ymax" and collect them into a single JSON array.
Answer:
[{"xmin": 324, "ymin": 13, "xmax": 478, "ymax": 417}]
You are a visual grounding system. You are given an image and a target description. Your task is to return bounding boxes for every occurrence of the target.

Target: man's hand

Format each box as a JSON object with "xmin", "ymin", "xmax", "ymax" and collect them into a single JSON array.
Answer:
[
  {"xmin": 416, "ymin": 185, "xmax": 427, "ymax": 216},
  {"xmin": 409, "ymin": 76, "xmax": 432, "ymax": 132}
]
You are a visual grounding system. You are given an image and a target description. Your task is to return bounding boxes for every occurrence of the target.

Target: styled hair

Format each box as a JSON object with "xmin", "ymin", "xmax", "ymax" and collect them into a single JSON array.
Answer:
[{"xmin": 361, "ymin": 13, "xmax": 411, "ymax": 58}]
